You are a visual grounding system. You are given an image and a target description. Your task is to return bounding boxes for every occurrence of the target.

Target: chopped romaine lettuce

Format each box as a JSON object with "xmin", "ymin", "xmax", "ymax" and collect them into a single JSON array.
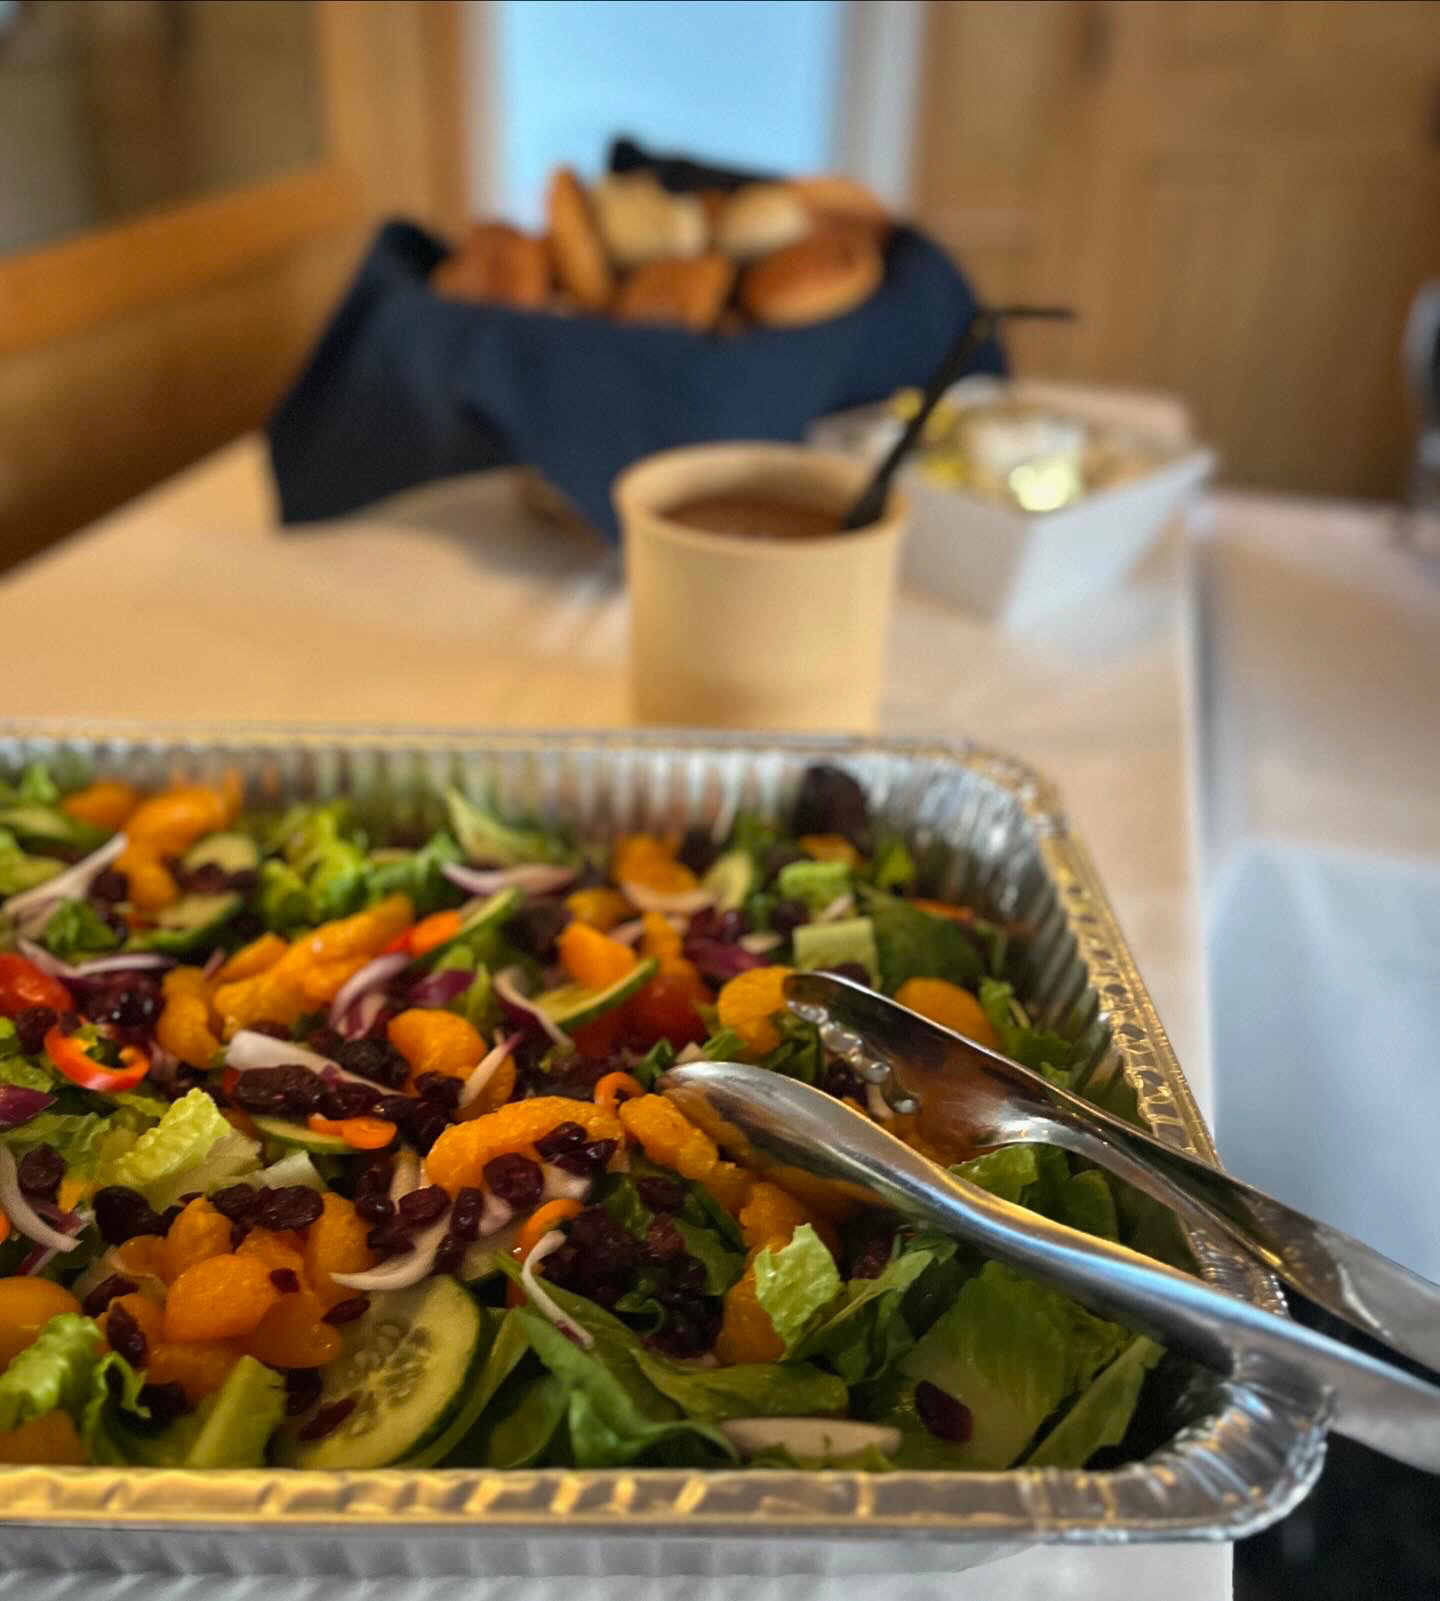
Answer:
[
  {"xmin": 102, "ymin": 1088, "xmax": 258, "ymax": 1207},
  {"xmin": 950, "ymin": 1146, "xmax": 1041, "ymax": 1205},
  {"xmin": 978, "ymin": 978, "xmax": 1073, "ymax": 1077},
  {"xmin": 867, "ymin": 837, "xmax": 916, "ymax": 893},
  {"xmin": 794, "ymin": 1237, "xmax": 949, "ymax": 1383},
  {"xmin": 776, "ymin": 859, "xmax": 852, "ymax": 915},
  {"xmin": 1026, "ymin": 1336, "xmax": 1163, "ymax": 1468},
  {"xmin": 444, "ymin": 788, "xmax": 574, "ymax": 867},
  {"xmin": 0, "ymin": 829, "xmax": 65, "ymax": 898},
  {"xmin": 0, "ymin": 1314, "xmax": 103, "ymax": 1432},
  {"xmin": 632, "ymin": 1349, "xmax": 846, "ymax": 1424},
  {"xmin": 39, "ymin": 899, "xmax": 121, "ymax": 961},
  {"xmin": 755, "ymin": 1012, "xmax": 824, "ymax": 1085},
  {"xmin": 366, "ymin": 830, "xmax": 463, "ymax": 915},
  {"xmin": 865, "ymin": 890, "xmax": 983, "ymax": 994},
  {"xmin": 752, "ymin": 1224, "xmax": 843, "ymax": 1355},
  {"xmin": 791, "ymin": 916, "xmax": 878, "ymax": 981}
]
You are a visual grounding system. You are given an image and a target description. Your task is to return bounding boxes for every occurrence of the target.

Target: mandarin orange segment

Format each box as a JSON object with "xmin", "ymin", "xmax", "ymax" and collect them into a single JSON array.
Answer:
[
  {"xmin": 125, "ymin": 785, "xmax": 237, "ymax": 855},
  {"xmin": 894, "ymin": 977, "xmax": 998, "ymax": 1050},
  {"xmin": 639, "ymin": 911, "xmax": 683, "ymax": 963},
  {"xmin": 242, "ymin": 1290, "xmax": 342, "ymax": 1369},
  {"xmin": 425, "ymin": 1097, "xmax": 624, "ymax": 1195},
  {"xmin": 564, "ymin": 886, "xmax": 632, "ymax": 931},
  {"xmin": 798, "ymin": 834, "xmax": 862, "ymax": 867},
  {"xmin": 214, "ymin": 933, "xmax": 289, "ymax": 985},
  {"xmin": 301, "ymin": 893, "xmax": 412, "ymax": 962},
  {"xmin": 617, "ymin": 1094, "xmax": 717, "ymax": 1181},
  {"xmin": 702, "ymin": 1160, "xmax": 755, "ymax": 1215},
  {"xmin": 387, "ymin": 1008, "xmax": 486, "ymax": 1080},
  {"xmin": 737, "ymin": 1181, "xmax": 816, "ymax": 1252},
  {"xmin": 118, "ymin": 845, "xmax": 180, "ymax": 912},
  {"xmin": 163, "ymin": 1253, "xmax": 279, "ymax": 1343},
  {"xmin": 103, "ymin": 1292, "xmax": 165, "ymax": 1355},
  {"xmin": 302, "ymin": 1194, "xmax": 375, "ymax": 1307},
  {"xmin": 715, "ymin": 966, "xmax": 795, "ymax": 1056},
  {"xmin": 714, "ymin": 1267, "xmax": 784, "ymax": 1364},
  {"xmin": 115, "ymin": 1235, "xmax": 169, "ymax": 1284},
  {"xmin": 146, "ymin": 1340, "xmax": 245, "ymax": 1405},
  {"xmin": 0, "ymin": 1409, "xmax": 88, "ymax": 1465},
  {"xmin": 237, "ymin": 1227, "xmax": 311, "ymax": 1289},
  {"xmin": 161, "ymin": 1198, "xmax": 233, "ymax": 1283},
  {"xmin": 556, "ymin": 921, "xmax": 637, "ymax": 990},
  {"xmin": 62, "ymin": 780, "xmax": 139, "ymax": 832}
]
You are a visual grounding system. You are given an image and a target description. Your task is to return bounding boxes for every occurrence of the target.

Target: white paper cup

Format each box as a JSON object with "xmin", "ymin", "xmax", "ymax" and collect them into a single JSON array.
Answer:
[{"xmin": 617, "ymin": 442, "xmax": 907, "ymax": 731}]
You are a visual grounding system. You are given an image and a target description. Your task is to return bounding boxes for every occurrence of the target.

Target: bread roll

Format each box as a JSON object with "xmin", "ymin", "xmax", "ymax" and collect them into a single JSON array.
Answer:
[
  {"xmin": 592, "ymin": 173, "xmax": 707, "ymax": 268},
  {"xmin": 738, "ymin": 230, "xmax": 884, "ymax": 326},
  {"xmin": 546, "ymin": 167, "xmax": 614, "ymax": 312},
  {"xmin": 715, "ymin": 182, "xmax": 813, "ymax": 261},
  {"xmin": 791, "ymin": 173, "xmax": 892, "ymax": 231},
  {"xmin": 431, "ymin": 222, "xmax": 550, "ymax": 308},
  {"xmin": 614, "ymin": 254, "xmax": 736, "ymax": 332}
]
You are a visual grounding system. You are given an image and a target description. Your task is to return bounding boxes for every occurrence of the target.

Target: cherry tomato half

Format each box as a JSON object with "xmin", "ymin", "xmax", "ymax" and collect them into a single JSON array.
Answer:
[{"xmin": 0, "ymin": 956, "xmax": 73, "ymax": 1020}]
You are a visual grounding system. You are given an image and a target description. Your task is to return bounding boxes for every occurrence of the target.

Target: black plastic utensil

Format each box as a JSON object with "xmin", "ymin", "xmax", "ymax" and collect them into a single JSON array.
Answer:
[{"xmin": 839, "ymin": 303, "xmax": 1078, "ymax": 531}]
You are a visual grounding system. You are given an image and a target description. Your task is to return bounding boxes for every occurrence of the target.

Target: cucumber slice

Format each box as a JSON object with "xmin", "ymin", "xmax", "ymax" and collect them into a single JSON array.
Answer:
[
  {"xmin": 183, "ymin": 1356, "xmax": 285, "ymax": 1469},
  {"xmin": 275, "ymin": 1276, "xmax": 484, "ymax": 1469},
  {"xmin": 182, "ymin": 831, "xmax": 260, "ymax": 876},
  {"xmin": 251, "ymin": 1115, "xmax": 352, "ymax": 1157},
  {"xmin": 409, "ymin": 886, "xmax": 520, "ymax": 971},
  {"xmin": 536, "ymin": 956, "xmax": 658, "ymax": 1033},
  {"xmin": 0, "ymin": 804, "xmax": 100, "ymax": 852},
  {"xmin": 702, "ymin": 849, "xmax": 755, "ymax": 913},
  {"xmin": 141, "ymin": 891, "xmax": 241, "ymax": 955},
  {"xmin": 792, "ymin": 916, "xmax": 878, "ymax": 981}
]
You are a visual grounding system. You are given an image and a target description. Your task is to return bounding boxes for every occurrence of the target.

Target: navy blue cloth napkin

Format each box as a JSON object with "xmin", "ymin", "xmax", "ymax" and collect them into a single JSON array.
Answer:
[{"xmin": 268, "ymin": 218, "xmax": 1003, "ymax": 542}]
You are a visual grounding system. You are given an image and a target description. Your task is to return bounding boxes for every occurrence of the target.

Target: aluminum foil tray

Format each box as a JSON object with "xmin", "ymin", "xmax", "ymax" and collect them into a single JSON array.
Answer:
[{"xmin": 0, "ymin": 722, "xmax": 1326, "ymax": 1578}]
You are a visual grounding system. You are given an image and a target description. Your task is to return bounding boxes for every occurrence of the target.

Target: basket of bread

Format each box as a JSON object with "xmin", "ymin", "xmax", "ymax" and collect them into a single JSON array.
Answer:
[{"xmin": 268, "ymin": 142, "xmax": 1002, "ymax": 540}]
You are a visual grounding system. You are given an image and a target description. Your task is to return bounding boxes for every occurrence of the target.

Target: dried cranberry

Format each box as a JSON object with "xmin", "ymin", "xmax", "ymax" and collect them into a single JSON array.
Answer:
[
  {"xmin": 306, "ymin": 1025, "xmax": 344, "ymax": 1059},
  {"xmin": 792, "ymin": 764, "xmax": 871, "ymax": 851},
  {"xmin": 769, "ymin": 898, "xmax": 811, "ymax": 939},
  {"xmin": 450, "ymin": 1187, "xmax": 485, "ymax": 1243},
  {"xmin": 482, "ymin": 1153, "xmax": 543, "ymax": 1209},
  {"xmin": 677, "ymin": 827, "xmax": 720, "ymax": 877},
  {"xmin": 89, "ymin": 868, "xmax": 129, "ymax": 904},
  {"xmin": 106, "ymin": 1301, "xmax": 148, "ymax": 1366},
  {"xmin": 355, "ymin": 1193, "xmax": 394, "ymax": 1225},
  {"xmin": 824, "ymin": 1063, "xmax": 864, "ymax": 1101},
  {"xmin": 247, "ymin": 1021, "xmax": 293, "ymax": 1040},
  {"xmin": 553, "ymin": 1137, "xmax": 617, "ymax": 1176},
  {"xmin": 432, "ymin": 1233, "xmax": 464, "ymax": 1275},
  {"xmin": 18, "ymin": 1144, "xmax": 63, "ymax": 1201},
  {"xmin": 270, "ymin": 1268, "xmax": 300, "ymax": 1293},
  {"xmin": 408, "ymin": 1107, "xmax": 449, "ymax": 1154},
  {"xmin": 95, "ymin": 981, "xmax": 163, "ymax": 1030},
  {"xmin": 81, "ymin": 1273, "xmax": 138, "ymax": 1318},
  {"xmin": 160, "ymin": 1203, "xmax": 185, "ymax": 1231},
  {"xmin": 396, "ymin": 1185, "xmax": 449, "ymax": 1228},
  {"xmin": 850, "ymin": 1230, "xmax": 897, "ymax": 1281},
  {"xmin": 283, "ymin": 1368, "xmax": 323, "ymax": 1417},
  {"xmin": 13, "ymin": 1007, "xmax": 57, "ymax": 1056},
  {"xmin": 94, "ymin": 1186, "xmax": 165, "ymax": 1245},
  {"xmin": 667, "ymin": 1256, "xmax": 707, "ymax": 1296},
  {"xmin": 642, "ymin": 1218, "xmax": 685, "ymax": 1262},
  {"xmin": 185, "ymin": 863, "xmax": 229, "ymax": 896},
  {"xmin": 255, "ymin": 1186, "xmax": 323, "ymax": 1232},
  {"xmin": 373, "ymin": 1094, "xmax": 417, "ymax": 1133},
  {"xmin": 296, "ymin": 1396, "xmax": 357, "ymax": 1442},
  {"xmin": 334, "ymin": 1039, "xmax": 410, "ymax": 1089},
  {"xmin": 210, "ymin": 1184, "xmax": 260, "ymax": 1223},
  {"xmin": 319, "ymin": 1081, "xmax": 381, "ymax": 1120},
  {"xmin": 229, "ymin": 869, "xmax": 258, "ymax": 895},
  {"xmin": 507, "ymin": 898, "xmax": 569, "ymax": 961},
  {"xmin": 229, "ymin": 1068, "xmax": 291, "ymax": 1115},
  {"xmin": 322, "ymin": 1296, "xmax": 370, "ymax": 1326},
  {"xmin": 534, "ymin": 1122, "xmax": 587, "ymax": 1160},
  {"xmin": 636, "ymin": 1175, "xmax": 685, "ymax": 1214},
  {"xmin": 138, "ymin": 1380, "xmax": 189, "ymax": 1426},
  {"xmin": 415, "ymin": 1073, "xmax": 462, "ymax": 1111},
  {"xmin": 366, "ymin": 1224, "xmax": 415, "ymax": 1257},
  {"xmin": 915, "ymin": 1379, "xmax": 973, "ymax": 1443}
]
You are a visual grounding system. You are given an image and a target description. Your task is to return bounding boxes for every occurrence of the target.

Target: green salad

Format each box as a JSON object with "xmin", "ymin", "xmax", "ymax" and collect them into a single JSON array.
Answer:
[{"xmin": 0, "ymin": 759, "xmax": 1166, "ymax": 1473}]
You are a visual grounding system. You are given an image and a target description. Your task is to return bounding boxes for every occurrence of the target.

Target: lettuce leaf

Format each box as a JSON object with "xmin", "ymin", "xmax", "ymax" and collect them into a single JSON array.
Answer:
[
  {"xmin": 752, "ymin": 1224, "xmax": 843, "ymax": 1355},
  {"xmin": 671, "ymin": 1218, "xmax": 744, "ymax": 1296},
  {"xmin": 0, "ymin": 1314, "xmax": 103, "ymax": 1432},
  {"xmin": 0, "ymin": 829, "xmax": 64, "ymax": 897},
  {"xmin": 632, "ymin": 1349, "xmax": 847, "ymax": 1424},
  {"xmin": 950, "ymin": 1146, "xmax": 1041, "ymax": 1205},
  {"xmin": 102, "ymin": 1087, "xmax": 258, "ymax": 1207},
  {"xmin": 0, "ymin": 765, "xmax": 61, "ymax": 807},
  {"xmin": 891, "ymin": 1262, "xmax": 1129, "ymax": 1469},
  {"xmin": 366, "ymin": 831, "xmax": 463, "ymax": 916},
  {"xmin": 444, "ymin": 789, "xmax": 574, "ymax": 867},
  {"xmin": 480, "ymin": 1371, "xmax": 568, "ymax": 1468},
  {"xmin": 85, "ymin": 1353, "xmax": 283, "ymax": 1468},
  {"xmin": 1026, "ymin": 1336, "xmax": 1163, "ymax": 1468},
  {"xmin": 3, "ymin": 1109, "xmax": 120, "ymax": 1180},
  {"xmin": 978, "ymin": 979, "xmax": 1073, "ymax": 1078},
  {"xmin": 39, "ymin": 900, "xmax": 121, "ymax": 961},
  {"xmin": 776, "ymin": 859, "xmax": 852, "ymax": 915},
  {"xmin": 755, "ymin": 1012, "xmax": 824, "ymax": 1085},
  {"xmin": 793, "ymin": 1239, "xmax": 946, "ymax": 1382},
  {"xmin": 865, "ymin": 890, "xmax": 983, "ymax": 993}
]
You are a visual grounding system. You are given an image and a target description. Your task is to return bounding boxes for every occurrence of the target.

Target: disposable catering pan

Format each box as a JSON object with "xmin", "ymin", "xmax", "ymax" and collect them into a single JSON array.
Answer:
[{"xmin": 0, "ymin": 722, "xmax": 1326, "ymax": 1579}]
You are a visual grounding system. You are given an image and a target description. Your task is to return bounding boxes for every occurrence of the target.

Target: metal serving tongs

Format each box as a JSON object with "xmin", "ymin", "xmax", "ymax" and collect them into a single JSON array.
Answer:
[
  {"xmin": 784, "ymin": 971, "xmax": 1440, "ymax": 1374},
  {"xmin": 659, "ymin": 1058, "xmax": 1440, "ymax": 1473}
]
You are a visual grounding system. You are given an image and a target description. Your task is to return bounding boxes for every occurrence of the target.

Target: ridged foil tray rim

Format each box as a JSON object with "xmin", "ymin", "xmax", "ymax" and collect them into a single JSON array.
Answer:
[{"xmin": 0, "ymin": 720, "xmax": 1327, "ymax": 1545}]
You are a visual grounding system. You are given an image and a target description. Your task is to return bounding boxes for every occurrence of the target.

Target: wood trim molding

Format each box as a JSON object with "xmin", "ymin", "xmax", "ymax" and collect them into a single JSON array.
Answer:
[{"xmin": 0, "ymin": 164, "xmax": 360, "ymax": 361}]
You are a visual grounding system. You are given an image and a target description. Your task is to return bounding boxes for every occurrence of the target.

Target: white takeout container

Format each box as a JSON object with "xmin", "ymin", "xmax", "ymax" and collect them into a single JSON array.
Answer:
[{"xmin": 810, "ymin": 379, "xmax": 1216, "ymax": 628}]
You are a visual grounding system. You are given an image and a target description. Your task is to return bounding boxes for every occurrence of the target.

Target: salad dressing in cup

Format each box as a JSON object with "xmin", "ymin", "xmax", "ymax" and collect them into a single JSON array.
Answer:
[{"xmin": 616, "ymin": 442, "xmax": 908, "ymax": 730}]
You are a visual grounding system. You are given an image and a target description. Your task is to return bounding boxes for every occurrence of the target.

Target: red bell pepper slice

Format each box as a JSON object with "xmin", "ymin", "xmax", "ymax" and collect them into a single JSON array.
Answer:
[{"xmin": 43, "ymin": 1026, "xmax": 150, "ymax": 1094}]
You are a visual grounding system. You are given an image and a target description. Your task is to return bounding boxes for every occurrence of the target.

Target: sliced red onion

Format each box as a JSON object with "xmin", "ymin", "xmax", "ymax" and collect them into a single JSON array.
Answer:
[
  {"xmin": 442, "ymin": 862, "xmax": 577, "ymax": 897},
  {"xmin": 718, "ymin": 1418, "xmax": 900, "ymax": 1460},
  {"xmin": 0, "ymin": 1144, "xmax": 82, "ymax": 1254},
  {"xmin": 684, "ymin": 936, "xmax": 765, "ymax": 986},
  {"xmin": 3, "ymin": 834, "xmax": 127, "ymax": 934},
  {"xmin": 0, "ymin": 1085, "xmax": 55, "ymax": 1129},
  {"xmin": 477, "ymin": 1191, "xmax": 514, "ymax": 1237},
  {"xmin": 494, "ymin": 966, "xmax": 571, "ymax": 1049},
  {"xmin": 147, "ymin": 1045, "xmax": 180, "ymax": 1094},
  {"xmin": 224, "ymin": 1030, "xmax": 373, "ymax": 1088},
  {"xmin": 17, "ymin": 941, "xmax": 175, "ymax": 982},
  {"xmin": 540, "ymin": 1165, "xmax": 591, "ymax": 1203},
  {"xmin": 404, "ymin": 967, "xmax": 474, "ymax": 1010},
  {"xmin": 459, "ymin": 1032, "xmax": 522, "ymax": 1109},
  {"xmin": 339, "ymin": 991, "xmax": 388, "ymax": 1040},
  {"xmin": 815, "ymin": 893, "xmax": 856, "ymax": 924},
  {"xmin": 620, "ymin": 880, "xmax": 713, "ymax": 917},
  {"xmin": 520, "ymin": 1230, "xmax": 593, "ymax": 1349},
  {"xmin": 19, "ymin": 1207, "xmax": 88, "ymax": 1277},
  {"xmin": 333, "ymin": 1156, "xmax": 447, "ymax": 1292},
  {"xmin": 328, "ymin": 952, "xmax": 409, "ymax": 1027},
  {"xmin": 738, "ymin": 931, "xmax": 784, "ymax": 956},
  {"xmin": 200, "ymin": 946, "xmax": 227, "ymax": 981},
  {"xmin": 607, "ymin": 918, "xmax": 645, "ymax": 947},
  {"xmin": 389, "ymin": 1148, "xmax": 422, "ymax": 1203}
]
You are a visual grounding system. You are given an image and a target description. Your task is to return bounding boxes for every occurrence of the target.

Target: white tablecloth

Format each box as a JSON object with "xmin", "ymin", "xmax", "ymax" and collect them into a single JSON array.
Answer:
[
  {"xmin": 0, "ymin": 438, "xmax": 1227, "ymax": 1600},
  {"xmin": 1195, "ymin": 496, "xmax": 1440, "ymax": 1281}
]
